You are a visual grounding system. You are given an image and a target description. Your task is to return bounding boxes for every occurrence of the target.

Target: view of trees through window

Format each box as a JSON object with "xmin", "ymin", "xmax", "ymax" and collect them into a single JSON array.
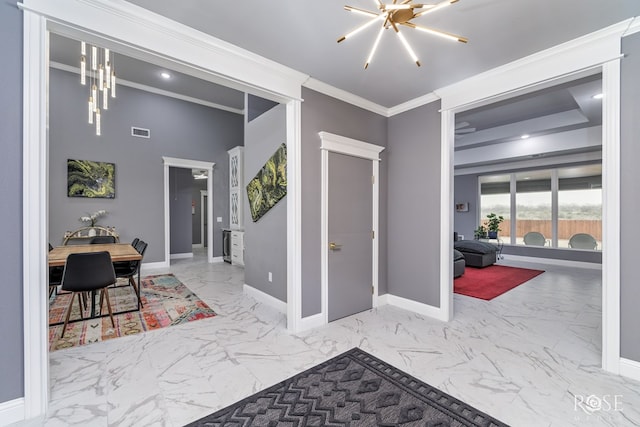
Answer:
[{"xmin": 479, "ymin": 165, "xmax": 602, "ymax": 250}]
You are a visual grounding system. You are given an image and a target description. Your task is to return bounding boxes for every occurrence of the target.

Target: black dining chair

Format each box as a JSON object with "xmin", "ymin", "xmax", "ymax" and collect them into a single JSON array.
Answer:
[
  {"xmin": 114, "ymin": 240, "xmax": 147, "ymax": 309},
  {"xmin": 90, "ymin": 235, "xmax": 117, "ymax": 244},
  {"xmin": 48, "ymin": 243, "xmax": 63, "ymax": 298},
  {"xmin": 131, "ymin": 237, "xmax": 140, "ymax": 248},
  {"xmin": 60, "ymin": 251, "xmax": 117, "ymax": 337}
]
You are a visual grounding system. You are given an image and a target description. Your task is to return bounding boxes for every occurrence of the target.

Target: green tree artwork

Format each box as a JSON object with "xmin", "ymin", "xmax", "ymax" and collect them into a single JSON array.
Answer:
[
  {"xmin": 67, "ymin": 159, "xmax": 115, "ymax": 198},
  {"xmin": 246, "ymin": 143, "xmax": 287, "ymax": 222}
]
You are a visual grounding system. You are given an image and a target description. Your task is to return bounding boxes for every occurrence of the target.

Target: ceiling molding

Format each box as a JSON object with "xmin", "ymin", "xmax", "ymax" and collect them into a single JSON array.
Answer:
[
  {"xmin": 622, "ymin": 16, "xmax": 640, "ymax": 37},
  {"xmin": 435, "ymin": 18, "xmax": 633, "ymax": 111},
  {"xmin": 387, "ymin": 92, "xmax": 440, "ymax": 117},
  {"xmin": 454, "ymin": 151, "xmax": 602, "ymax": 176},
  {"xmin": 303, "ymin": 78, "xmax": 389, "ymax": 117},
  {"xmin": 49, "ymin": 61, "xmax": 245, "ymax": 115},
  {"xmin": 21, "ymin": 0, "xmax": 308, "ymax": 102}
]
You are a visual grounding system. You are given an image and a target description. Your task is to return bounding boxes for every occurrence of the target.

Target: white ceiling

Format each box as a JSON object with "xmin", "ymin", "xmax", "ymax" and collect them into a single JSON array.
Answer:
[{"xmin": 123, "ymin": 0, "xmax": 640, "ymax": 108}]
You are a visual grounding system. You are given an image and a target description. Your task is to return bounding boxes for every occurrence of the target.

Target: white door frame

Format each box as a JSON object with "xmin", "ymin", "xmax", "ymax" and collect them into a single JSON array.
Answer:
[
  {"xmin": 318, "ymin": 132, "xmax": 384, "ymax": 326},
  {"xmin": 20, "ymin": 0, "xmax": 305, "ymax": 419},
  {"xmin": 437, "ymin": 21, "xmax": 628, "ymax": 374},
  {"xmin": 163, "ymin": 157, "xmax": 215, "ymax": 265},
  {"xmin": 200, "ymin": 190, "xmax": 208, "ymax": 248}
]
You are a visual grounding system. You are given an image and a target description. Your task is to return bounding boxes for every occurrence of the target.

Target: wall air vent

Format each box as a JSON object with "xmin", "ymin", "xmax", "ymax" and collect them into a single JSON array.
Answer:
[{"xmin": 131, "ymin": 127, "xmax": 151, "ymax": 139}]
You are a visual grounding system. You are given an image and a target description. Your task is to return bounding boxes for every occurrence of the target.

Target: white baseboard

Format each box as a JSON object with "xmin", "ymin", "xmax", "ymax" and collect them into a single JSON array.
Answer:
[
  {"xmin": 141, "ymin": 261, "xmax": 169, "ymax": 272},
  {"xmin": 192, "ymin": 243, "xmax": 204, "ymax": 249},
  {"xmin": 170, "ymin": 252, "xmax": 193, "ymax": 260},
  {"xmin": 0, "ymin": 397, "xmax": 24, "ymax": 425},
  {"xmin": 243, "ymin": 284, "xmax": 287, "ymax": 314},
  {"xmin": 379, "ymin": 293, "xmax": 448, "ymax": 322},
  {"xmin": 620, "ymin": 358, "xmax": 640, "ymax": 382},
  {"xmin": 501, "ymin": 254, "xmax": 602, "ymax": 270},
  {"xmin": 211, "ymin": 256, "xmax": 223, "ymax": 263},
  {"xmin": 297, "ymin": 313, "xmax": 325, "ymax": 332}
]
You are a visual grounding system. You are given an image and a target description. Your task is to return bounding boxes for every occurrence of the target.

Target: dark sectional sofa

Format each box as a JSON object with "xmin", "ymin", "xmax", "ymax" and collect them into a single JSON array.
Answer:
[{"xmin": 454, "ymin": 240, "xmax": 498, "ymax": 268}]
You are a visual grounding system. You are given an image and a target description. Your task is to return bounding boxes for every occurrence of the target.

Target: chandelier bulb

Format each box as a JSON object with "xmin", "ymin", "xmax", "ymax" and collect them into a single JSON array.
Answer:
[
  {"xmin": 91, "ymin": 45, "xmax": 97, "ymax": 71},
  {"xmin": 95, "ymin": 108, "xmax": 101, "ymax": 136},
  {"xmin": 88, "ymin": 97, "xmax": 94, "ymax": 124},
  {"xmin": 80, "ymin": 55, "xmax": 86, "ymax": 85}
]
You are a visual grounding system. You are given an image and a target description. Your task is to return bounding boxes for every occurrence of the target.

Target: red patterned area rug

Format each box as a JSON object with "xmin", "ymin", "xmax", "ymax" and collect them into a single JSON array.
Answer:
[
  {"xmin": 454, "ymin": 265, "xmax": 544, "ymax": 300},
  {"xmin": 49, "ymin": 273, "xmax": 216, "ymax": 351}
]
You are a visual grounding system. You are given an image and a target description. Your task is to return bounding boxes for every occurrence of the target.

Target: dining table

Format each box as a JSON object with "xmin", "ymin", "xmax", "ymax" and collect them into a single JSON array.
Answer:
[{"xmin": 48, "ymin": 243, "xmax": 143, "ymax": 324}]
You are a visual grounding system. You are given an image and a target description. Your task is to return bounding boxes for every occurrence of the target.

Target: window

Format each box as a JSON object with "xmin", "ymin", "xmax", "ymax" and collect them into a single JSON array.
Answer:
[
  {"xmin": 558, "ymin": 165, "xmax": 602, "ymax": 249},
  {"xmin": 516, "ymin": 170, "xmax": 551, "ymax": 245},
  {"xmin": 479, "ymin": 175, "xmax": 510, "ymax": 241},
  {"xmin": 478, "ymin": 164, "xmax": 601, "ymax": 250}
]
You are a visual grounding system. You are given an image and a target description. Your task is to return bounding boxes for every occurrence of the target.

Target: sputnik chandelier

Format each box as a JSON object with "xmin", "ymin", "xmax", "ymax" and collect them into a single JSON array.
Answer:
[
  {"xmin": 79, "ymin": 41, "xmax": 117, "ymax": 135},
  {"xmin": 338, "ymin": 0, "xmax": 467, "ymax": 69}
]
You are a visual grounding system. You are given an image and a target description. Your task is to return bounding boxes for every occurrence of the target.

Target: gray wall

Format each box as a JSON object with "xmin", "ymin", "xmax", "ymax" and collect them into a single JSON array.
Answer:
[
  {"xmin": 169, "ymin": 167, "xmax": 194, "ymax": 254},
  {"xmin": 620, "ymin": 32, "xmax": 640, "ymax": 363},
  {"xmin": 192, "ymin": 179, "xmax": 207, "ymax": 245},
  {"xmin": 300, "ymin": 88, "xmax": 388, "ymax": 317},
  {"xmin": 387, "ymin": 101, "xmax": 442, "ymax": 306},
  {"xmin": 244, "ymin": 102, "xmax": 287, "ymax": 301},
  {"xmin": 48, "ymin": 68, "xmax": 243, "ymax": 262},
  {"xmin": 453, "ymin": 171, "xmax": 602, "ymax": 263},
  {"xmin": 0, "ymin": 0, "xmax": 24, "ymax": 403},
  {"xmin": 454, "ymin": 175, "xmax": 478, "ymax": 241}
]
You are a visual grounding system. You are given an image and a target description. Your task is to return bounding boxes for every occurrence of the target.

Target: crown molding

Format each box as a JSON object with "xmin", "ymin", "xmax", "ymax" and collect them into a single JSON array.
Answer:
[
  {"xmin": 622, "ymin": 16, "xmax": 640, "ymax": 37},
  {"xmin": 435, "ymin": 18, "xmax": 633, "ymax": 111},
  {"xmin": 387, "ymin": 92, "xmax": 440, "ymax": 116},
  {"xmin": 49, "ymin": 61, "xmax": 244, "ymax": 115},
  {"xmin": 20, "ymin": 0, "xmax": 308, "ymax": 102},
  {"xmin": 303, "ymin": 77, "xmax": 389, "ymax": 117}
]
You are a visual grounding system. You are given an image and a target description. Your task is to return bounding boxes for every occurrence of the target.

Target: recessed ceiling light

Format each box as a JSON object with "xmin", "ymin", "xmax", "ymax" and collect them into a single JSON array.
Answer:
[
  {"xmin": 592, "ymin": 93, "xmax": 604, "ymax": 99},
  {"xmin": 160, "ymin": 72, "xmax": 171, "ymax": 79},
  {"xmin": 521, "ymin": 134, "xmax": 530, "ymax": 139}
]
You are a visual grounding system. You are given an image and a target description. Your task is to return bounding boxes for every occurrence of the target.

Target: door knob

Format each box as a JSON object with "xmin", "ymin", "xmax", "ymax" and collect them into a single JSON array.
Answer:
[{"xmin": 329, "ymin": 242, "xmax": 342, "ymax": 251}]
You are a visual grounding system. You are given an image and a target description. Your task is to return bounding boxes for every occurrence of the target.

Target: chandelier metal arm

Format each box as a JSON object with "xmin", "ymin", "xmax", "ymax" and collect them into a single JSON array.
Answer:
[{"xmin": 344, "ymin": 5, "xmax": 379, "ymax": 17}]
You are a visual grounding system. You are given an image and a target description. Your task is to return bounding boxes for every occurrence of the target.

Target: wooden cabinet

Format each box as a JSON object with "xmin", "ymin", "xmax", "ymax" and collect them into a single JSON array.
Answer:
[
  {"xmin": 228, "ymin": 146, "xmax": 244, "ymax": 230},
  {"xmin": 231, "ymin": 230, "xmax": 244, "ymax": 266}
]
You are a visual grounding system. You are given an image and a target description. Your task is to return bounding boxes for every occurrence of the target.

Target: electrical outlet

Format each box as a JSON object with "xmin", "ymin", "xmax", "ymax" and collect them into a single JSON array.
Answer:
[
  {"xmin": 268, "ymin": 272, "xmax": 272, "ymax": 282},
  {"xmin": 216, "ymin": 217, "xmax": 222, "ymax": 223}
]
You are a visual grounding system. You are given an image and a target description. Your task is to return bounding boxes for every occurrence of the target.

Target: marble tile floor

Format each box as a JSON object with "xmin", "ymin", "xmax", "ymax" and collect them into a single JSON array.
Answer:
[{"xmin": 15, "ymin": 253, "xmax": 640, "ymax": 427}]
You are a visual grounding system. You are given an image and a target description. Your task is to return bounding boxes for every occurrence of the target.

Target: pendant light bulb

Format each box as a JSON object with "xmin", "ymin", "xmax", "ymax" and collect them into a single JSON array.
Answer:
[
  {"xmin": 103, "ymin": 87, "xmax": 108, "ymax": 110},
  {"xmin": 95, "ymin": 108, "xmax": 101, "ymax": 136},
  {"xmin": 88, "ymin": 97, "xmax": 94, "ymax": 124},
  {"xmin": 81, "ymin": 41, "xmax": 86, "ymax": 56},
  {"xmin": 80, "ymin": 55, "xmax": 86, "ymax": 85},
  {"xmin": 92, "ymin": 84, "xmax": 98, "ymax": 112},
  {"xmin": 91, "ymin": 45, "xmax": 97, "ymax": 71},
  {"xmin": 98, "ymin": 65, "xmax": 104, "ymax": 91},
  {"xmin": 111, "ymin": 71, "xmax": 116, "ymax": 98}
]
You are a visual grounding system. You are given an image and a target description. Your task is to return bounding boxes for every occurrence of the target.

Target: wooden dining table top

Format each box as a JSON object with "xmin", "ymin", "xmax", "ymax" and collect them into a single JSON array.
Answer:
[{"xmin": 48, "ymin": 243, "xmax": 142, "ymax": 267}]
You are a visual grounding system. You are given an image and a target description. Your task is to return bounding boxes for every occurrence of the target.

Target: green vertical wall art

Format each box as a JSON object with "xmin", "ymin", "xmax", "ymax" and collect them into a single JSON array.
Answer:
[{"xmin": 246, "ymin": 143, "xmax": 287, "ymax": 222}]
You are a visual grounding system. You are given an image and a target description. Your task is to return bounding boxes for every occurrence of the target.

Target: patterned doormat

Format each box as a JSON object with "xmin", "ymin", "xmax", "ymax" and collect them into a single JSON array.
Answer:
[
  {"xmin": 186, "ymin": 347, "xmax": 508, "ymax": 426},
  {"xmin": 49, "ymin": 273, "xmax": 216, "ymax": 351}
]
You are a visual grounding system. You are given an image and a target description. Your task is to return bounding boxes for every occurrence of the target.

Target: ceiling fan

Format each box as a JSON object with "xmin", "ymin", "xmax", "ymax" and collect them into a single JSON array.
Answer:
[
  {"xmin": 338, "ymin": 0, "xmax": 467, "ymax": 69},
  {"xmin": 455, "ymin": 121, "xmax": 476, "ymax": 136}
]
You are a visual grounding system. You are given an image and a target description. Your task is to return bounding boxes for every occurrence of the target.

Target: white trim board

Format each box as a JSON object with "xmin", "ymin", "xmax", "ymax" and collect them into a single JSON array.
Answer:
[
  {"xmin": 163, "ymin": 157, "xmax": 215, "ymax": 266},
  {"xmin": 20, "ymin": 1, "xmax": 304, "ymax": 420},
  {"xmin": 439, "ymin": 22, "xmax": 623, "ymax": 376},
  {"xmin": 243, "ymin": 284, "xmax": 287, "ymax": 314},
  {"xmin": 319, "ymin": 132, "xmax": 384, "ymax": 327},
  {"xmin": 377, "ymin": 294, "xmax": 448, "ymax": 322},
  {"xmin": 0, "ymin": 398, "xmax": 26, "ymax": 425},
  {"xmin": 200, "ymin": 190, "xmax": 208, "ymax": 249},
  {"xmin": 619, "ymin": 358, "xmax": 640, "ymax": 383},
  {"xmin": 169, "ymin": 253, "xmax": 193, "ymax": 260},
  {"xmin": 500, "ymin": 254, "xmax": 603, "ymax": 270}
]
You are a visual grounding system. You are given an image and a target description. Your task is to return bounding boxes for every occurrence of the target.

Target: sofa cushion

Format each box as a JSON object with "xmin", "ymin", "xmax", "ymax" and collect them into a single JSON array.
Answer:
[
  {"xmin": 454, "ymin": 240, "xmax": 497, "ymax": 255},
  {"xmin": 453, "ymin": 249, "xmax": 465, "ymax": 261}
]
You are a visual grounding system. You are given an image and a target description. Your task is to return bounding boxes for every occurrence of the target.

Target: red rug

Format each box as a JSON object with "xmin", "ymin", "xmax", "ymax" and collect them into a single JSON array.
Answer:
[{"xmin": 454, "ymin": 265, "xmax": 544, "ymax": 300}]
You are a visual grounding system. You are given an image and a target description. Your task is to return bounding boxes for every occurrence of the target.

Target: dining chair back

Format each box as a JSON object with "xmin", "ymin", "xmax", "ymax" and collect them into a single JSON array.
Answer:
[
  {"xmin": 90, "ymin": 235, "xmax": 117, "ymax": 244},
  {"xmin": 523, "ymin": 231, "xmax": 547, "ymax": 246},
  {"xmin": 115, "ymin": 240, "xmax": 148, "ymax": 309},
  {"xmin": 568, "ymin": 233, "xmax": 598, "ymax": 250},
  {"xmin": 131, "ymin": 237, "xmax": 140, "ymax": 248},
  {"xmin": 60, "ymin": 251, "xmax": 117, "ymax": 337}
]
